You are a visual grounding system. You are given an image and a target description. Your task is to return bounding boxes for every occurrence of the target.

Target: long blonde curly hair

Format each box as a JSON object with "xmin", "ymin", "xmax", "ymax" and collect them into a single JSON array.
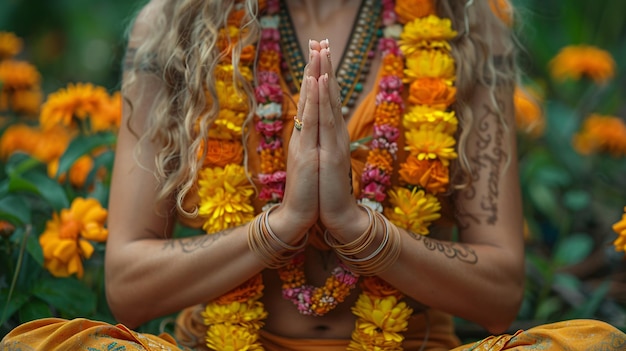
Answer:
[{"xmin": 122, "ymin": 0, "xmax": 518, "ymax": 218}]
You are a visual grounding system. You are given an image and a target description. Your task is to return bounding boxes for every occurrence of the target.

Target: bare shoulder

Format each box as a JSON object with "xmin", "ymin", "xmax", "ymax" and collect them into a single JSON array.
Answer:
[{"xmin": 128, "ymin": 0, "xmax": 169, "ymax": 45}]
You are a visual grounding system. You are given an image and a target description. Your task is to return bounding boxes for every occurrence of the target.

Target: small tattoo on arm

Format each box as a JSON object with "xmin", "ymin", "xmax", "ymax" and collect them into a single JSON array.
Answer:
[
  {"xmin": 162, "ymin": 227, "xmax": 236, "ymax": 253},
  {"xmin": 408, "ymin": 231, "xmax": 478, "ymax": 264}
]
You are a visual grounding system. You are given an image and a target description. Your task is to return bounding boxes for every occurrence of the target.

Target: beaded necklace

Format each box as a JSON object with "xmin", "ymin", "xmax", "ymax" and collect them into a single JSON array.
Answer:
[{"xmin": 278, "ymin": 0, "xmax": 382, "ymax": 115}]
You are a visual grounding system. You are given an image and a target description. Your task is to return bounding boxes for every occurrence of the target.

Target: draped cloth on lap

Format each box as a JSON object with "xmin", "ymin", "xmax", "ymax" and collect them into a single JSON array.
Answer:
[{"xmin": 2, "ymin": 317, "xmax": 625, "ymax": 350}]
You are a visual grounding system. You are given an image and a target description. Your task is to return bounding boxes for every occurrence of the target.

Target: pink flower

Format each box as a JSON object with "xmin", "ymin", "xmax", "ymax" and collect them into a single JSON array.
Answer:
[
  {"xmin": 375, "ymin": 90, "xmax": 403, "ymax": 105},
  {"xmin": 256, "ymin": 120, "xmax": 284, "ymax": 137},
  {"xmin": 378, "ymin": 38, "xmax": 400, "ymax": 56},
  {"xmin": 257, "ymin": 71, "xmax": 280, "ymax": 85},
  {"xmin": 373, "ymin": 124, "xmax": 400, "ymax": 142},
  {"xmin": 255, "ymin": 83, "xmax": 283, "ymax": 103},
  {"xmin": 258, "ymin": 171, "xmax": 286, "ymax": 184},
  {"xmin": 258, "ymin": 138, "xmax": 282, "ymax": 151},
  {"xmin": 379, "ymin": 75, "xmax": 403, "ymax": 92},
  {"xmin": 362, "ymin": 182, "xmax": 388, "ymax": 202},
  {"xmin": 261, "ymin": 28, "xmax": 280, "ymax": 41}
]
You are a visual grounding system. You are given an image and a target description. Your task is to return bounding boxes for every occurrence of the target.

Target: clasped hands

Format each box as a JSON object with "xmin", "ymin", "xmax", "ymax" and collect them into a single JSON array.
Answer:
[{"xmin": 269, "ymin": 40, "xmax": 368, "ymax": 247}]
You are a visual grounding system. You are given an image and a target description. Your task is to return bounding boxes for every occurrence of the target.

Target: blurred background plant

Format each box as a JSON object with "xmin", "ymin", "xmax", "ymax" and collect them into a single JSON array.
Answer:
[{"xmin": 1, "ymin": 0, "xmax": 625, "ymax": 341}]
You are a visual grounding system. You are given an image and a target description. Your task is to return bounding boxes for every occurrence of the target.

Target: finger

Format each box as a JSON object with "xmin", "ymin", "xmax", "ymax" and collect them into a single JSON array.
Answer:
[
  {"xmin": 299, "ymin": 76, "xmax": 319, "ymax": 151},
  {"xmin": 320, "ymin": 38, "xmax": 329, "ymax": 50},
  {"xmin": 310, "ymin": 39, "xmax": 322, "ymax": 54},
  {"xmin": 297, "ymin": 50, "xmax": 320, "ymax": 119},
  {"xmin": 318, "ymin": 73, "xmax": 338, "ymax": 150},
  {"xmin": 320, "ymin": 46, "xmax": 343, "ymax": 118}
]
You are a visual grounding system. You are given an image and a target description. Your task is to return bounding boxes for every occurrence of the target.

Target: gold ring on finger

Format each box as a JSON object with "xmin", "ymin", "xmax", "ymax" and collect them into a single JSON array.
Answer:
[{"xmin": 293, "ymin": 116, "xmax": 303, "ymax": 131}]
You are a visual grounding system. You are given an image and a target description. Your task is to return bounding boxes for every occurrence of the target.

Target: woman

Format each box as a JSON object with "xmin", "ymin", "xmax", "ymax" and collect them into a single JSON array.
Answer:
[{"xmin": 2, "ymin": 0, "xmax": 624, "ymax": 350}]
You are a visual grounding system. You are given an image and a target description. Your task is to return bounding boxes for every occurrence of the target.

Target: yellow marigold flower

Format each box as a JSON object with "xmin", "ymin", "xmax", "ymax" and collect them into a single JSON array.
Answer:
[
  {"xmin": 514, "ymin": 86, "xmax": 544, "ymax": 138},
  {"xmin": 0, "ymin": 123, "xmax": 39, "ymax": 159},
  {"xmin": 0, "ymin": 60, "xmax": 40, "ymax": 90},
  {"xmin": 407, "ymin": 77, "xmax": 456, "ymax": 110},
  {"xmin": 351, "ymin": 294, "xmax": 412, "ymax": 344},
  {"xmin": 259, "ymin": 148, "xmax": 285, "ymax": 174},
  {"xmin": 385, "ymin": 187, "xmax": 441, "ymax": 235},
  {"xmin": 197, "ymin": 164, "xmax": 255, "ymax": 233},
  {"xmin": 216, "ymin": 79, "xmax": 250, "ymax": 113},
  {"xmin": 39, "ymin": 197, "xmax": 108, "ymax": 278},
  {"xmin": 202, "ymin": 300, "xmax": 267, "ymax": 326},
  {"xmin": 208, "ymin": 109, "xmax": 245, "ymax": 141},
  {"xmin": 39, "ymin": 82, "xmax": 111, "ymax": 131},
  {"xmin": 0, "ymin": 32, "xmax": 23, "ymax": 59},
  {"xmin": 549, "ymin": 45, "xmax": 615, "ymax": 85},
  {"xmin": 403, "ymin": 105, "xmax": 458, "ymax": 135},
  {"xmin": 206, "ymin": 323, "xmax": 264, "ymax": 351},
  {"xmin": 613, "ymin": 207, "xmax": 626, "ymax": 254},
  {"xmin": 399, "ymin": 16, "xmax": 457, "ymax": 54},
  {"xmin": 404, "ymin": 49, "xmax": 455, "ymax": 83},
  {"xmin": 572, "ymin": 114, "xmax": 626, "ymax": 157},
  {"xmin": 404, "ymin": 126, "xmax": 458, "ymax": 166}
]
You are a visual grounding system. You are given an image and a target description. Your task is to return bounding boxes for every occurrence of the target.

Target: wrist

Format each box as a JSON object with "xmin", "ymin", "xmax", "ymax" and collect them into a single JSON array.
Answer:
[
  {"xmin": 326, "ymin": 203, "xmax": 371, "ymax": 243},
  {"xmin": 266, "ymin": 203, "xmax": 310, "ymax": 245}
]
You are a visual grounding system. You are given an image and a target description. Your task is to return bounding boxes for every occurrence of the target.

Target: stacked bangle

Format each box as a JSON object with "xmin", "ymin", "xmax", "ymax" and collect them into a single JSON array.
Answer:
[
  {"xmin": 324, "ymin": 204, "xmax": 401, "ymax": 276},
  {"xmin": 247, "ymin": 204, "xmax": 308, "ymax": 269}
]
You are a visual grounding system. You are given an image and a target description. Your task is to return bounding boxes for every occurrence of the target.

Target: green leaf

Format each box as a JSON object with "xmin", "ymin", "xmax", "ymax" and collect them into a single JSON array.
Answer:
[
  {"xmin": 528, "ymin": 183, "xmax": 558, "ymax": 219},
  {"xmin": 553, "ymin": 273, "xmax": 582, "ymax": 292},
  {"xmin": 19, "ymin": 297, "xmax": 52, "ymax": 322},
  {"xmin": 535, "ymin": 296, "xmax": 563, "ymax": 321},
  {"xmin": 56, "ymin": 133, "xmax": 116, "ymax": 178},
  {"xmin": 22, "ymin": 171, "xmax": 70, "ymax": 211},
  {"xmin": 32, "ymin": 277, "xmax": 97, "ymax": 317},
  {"xmin": 0, "ymin": 195, "xmax": 31, "ymax": 225},
  {"xmin": 7, "ymin": 174, "xmax": 39, "ymax": 194},
  {"xmin": 25, "ymin": 228, "xmax": 44, "ymax": 267},
  {"xmin": 554, "ymin": 233, "xmax": 593, "ymax": 267},
  {"xmin": 563, "ymin": 189, "xmax": 590, "ymax": 211},
  {"xmin": 0, "ymin": 289, "xmax": 29, "ymax": 325}
]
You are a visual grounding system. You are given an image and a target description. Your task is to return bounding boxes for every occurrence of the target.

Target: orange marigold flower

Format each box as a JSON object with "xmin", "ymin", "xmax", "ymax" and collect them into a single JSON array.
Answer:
[
  {"xmin": 257, "ymin": 50, "xmax": 281, "ymax": 73},
  {"xmin": 202, "ymin": 139, "xmax": 244, "ymax": 168},
  {"xmin": 259, "ymin": 148, "xmax": 285, "ymax": 174},
  {"xmin": 489, "ymin": 0, "xmax": 513, "ymax": 27},
  {"xmin": 404, "ymin": 49, "xmax": 455, "ymax": 83},
  {"xmin": 395, "ymin": 0, "xmax": 435, "ymax": 24},
  {"xmin": 361, "ymin": 276, "xmax": 404, "ymax": 299},
  {"xmin": 613, "ymin": 207, "xmax": 626, "ymax": 254},
  {"xmin": 0, "ymin": 123, "xmax": 71, "ymax": 163},
  {"xmin": 0, "ymin": 32, "xmax": 23, "ymax": 59},
  {"xmin": 381, "ymin": 54, "xmax": 404, "ymax": 78},
  {"xmin": 398, "ymin": 158, "xmax": 449, "ymax": 194},
  {"xmin": 39, "ymin": 197, "xmax": 108, "ymax": 278},
  {"xmin": 39, "ymin": 82, "xmax": 111, "ymax": 131},
  {"xmin": 91, "ymin": 91, "xmax": 122, "ymax": 132},
  {"xmin": 407, "ymin": 77, "xmax": 456, "ymax": 109},
  {"xmin": 384, "ymin": 187, "xmax": 441, "ymax": 235},
  {"xmin": 8, "ymin": 88, "xmax": 42, "ymax": 115},
  {"xmin": 514, "ymin": 86, "xmax": 544, "ymax": 138},
  {"xmin": 549, "ymin": 45, "xmax": 615, "ymax": 85},
  {"xmin": 215, "ymin": 274, "xmax": 264, "ymax": 305},
  {"xmin": 374, "ymin": 101, "xmax": 402, "ymax": 126},
  {"xmin": 572, "ymin": 114, "xmax": 626, "ymax": 157},
  {"xmin": 0, "ymin": 60, "xmax": 40, "ymax": 90},
  {"xmin": 365, "ymin": 148, "xmax": 393, "ymax": 172}
]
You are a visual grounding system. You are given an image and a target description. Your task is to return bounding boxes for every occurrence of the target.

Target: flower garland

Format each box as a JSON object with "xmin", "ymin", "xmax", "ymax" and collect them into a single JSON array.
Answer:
[
  {"xmin": 351, "ymin": 0, "xmax": 458, "ymax": 349},
  {"xmin": 199, "ymin": 0, "xmax": 459, "ymax": 349}
]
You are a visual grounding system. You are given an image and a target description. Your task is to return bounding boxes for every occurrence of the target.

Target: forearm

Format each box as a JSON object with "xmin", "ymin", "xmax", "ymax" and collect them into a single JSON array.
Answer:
[
  {"xmin": 380, "ymin": 229, "xmax": 524, "ymax": 334},
  {"xmin": 105, "ymin": 224, "xmax": 263, "ymax": 328}
]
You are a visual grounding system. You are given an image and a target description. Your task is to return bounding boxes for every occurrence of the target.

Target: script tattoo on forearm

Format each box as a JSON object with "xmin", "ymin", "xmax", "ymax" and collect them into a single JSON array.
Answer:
[
  {"xmin": 461, "ymin": 102, "xmax": 507, "ymax": 226},
  {"xmin": 408, "ymin": 232, "xmax": 478, "ymax": 264},
  {"xmin": 162, "ymin": 227, "xmax": 236, "ymax": 253}
]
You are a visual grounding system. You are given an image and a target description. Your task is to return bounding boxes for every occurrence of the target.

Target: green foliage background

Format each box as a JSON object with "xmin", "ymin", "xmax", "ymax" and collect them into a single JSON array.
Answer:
[{"xmin": 1, "ymin": 0, "xmax": 625, "ymax": 341}]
